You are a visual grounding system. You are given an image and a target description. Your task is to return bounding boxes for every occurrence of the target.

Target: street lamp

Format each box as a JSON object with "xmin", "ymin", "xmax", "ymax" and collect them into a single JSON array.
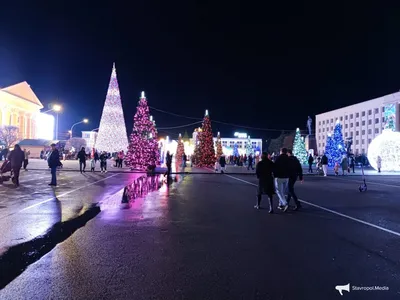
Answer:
[
  {"xmin": 41, "ymin": 104, "xmax": 62, "ymax": 140},
  {"xmin": 70, "ymin": 119, "xmax": 89, "ymax": 138}
]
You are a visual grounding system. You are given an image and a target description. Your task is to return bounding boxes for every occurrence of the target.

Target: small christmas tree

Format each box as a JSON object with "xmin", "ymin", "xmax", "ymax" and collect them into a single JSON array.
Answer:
[
  {"xmin": 292, "ymin": 128, "xmax": 308, "ymax": 164},
  {"xmin": 125, "ymin": 92, "xmax": 159, "ymax": 170},
  {"xmin": 197, "ymin": 110, "xmax": 215, "ymax": 167},
  {"xmin": 216, "ymin": 132, "xmax": 223, "ymax": 159},
  {"xmin": 330, "ymin": 120, "xmax": 346, "ymax": 165},
  {"xmin": 325, "ymin": 134, "xmax": 335, "ymax": 167},
  {"xmin": 245, "ymin": 135, "xmax": 253, "ymax": 156},
  {"xmin": 233, "ymin": 143, "xmax": 239, "ymax": 157},
  {"xmin": 176, "ymin": 133, "xmax": 185, "ymax": 164},
  {"xmin": 192, "ymin": 128, "xmax": 202, "ymax": 166}
]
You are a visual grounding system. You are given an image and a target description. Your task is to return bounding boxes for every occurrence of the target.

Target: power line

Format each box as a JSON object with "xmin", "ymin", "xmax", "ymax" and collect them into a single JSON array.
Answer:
[
  {"xmin": 157, "ymin": 121, "xmax": 203, "ymax": 130},
  {"xmin": 150, "ymin": 106, "xmax": 303, "ymax": 132}
]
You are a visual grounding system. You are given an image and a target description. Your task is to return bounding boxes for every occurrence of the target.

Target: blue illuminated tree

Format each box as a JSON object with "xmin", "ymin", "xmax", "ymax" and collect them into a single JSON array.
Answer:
[
  {"xmin": 233, "ymin": 143, "xmax": 239, "ymax": 157},
  {"xmin": 324, "ymin": 134, "xmax": 335, "ymax": 167},
  {"xmin": 325, "ymin": 121, "xmax": 346, "ymax": 166}
]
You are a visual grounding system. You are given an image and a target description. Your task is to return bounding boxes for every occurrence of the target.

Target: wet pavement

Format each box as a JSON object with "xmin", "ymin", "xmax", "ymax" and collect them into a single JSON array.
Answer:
[{"xmin": 0, "ymin": 167, "xmax": 400, "ymax": 299}]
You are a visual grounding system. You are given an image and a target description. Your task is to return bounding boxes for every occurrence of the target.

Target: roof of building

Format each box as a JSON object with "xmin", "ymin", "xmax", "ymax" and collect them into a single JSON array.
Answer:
[
  {"xmin": 17, "ymin": 139, "xmax": 59, "ymax": 146},
  {"xmin": 0, "ymin": 81, "xmax": 43, "ymax": 108}
]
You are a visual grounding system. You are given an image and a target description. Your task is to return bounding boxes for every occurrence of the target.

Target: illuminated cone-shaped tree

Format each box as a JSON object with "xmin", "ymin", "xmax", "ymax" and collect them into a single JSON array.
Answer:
[
  {"xmin": 192, "ymin": 128, "xmax": 202, "ymax": 166},
  {"xmin": 176, "ymin": 133, "xmax": 185, "ymax": 164},
  {"xmin": 325, "ymin": 134, "xmax": 335, "ymax": 167},
  {"xmin": 197, "ymin": 110, "xmax": 215, "ymax": 167},
  {"xmin": 245, "ymin": 135, "xmax": 253, "ymax": 156},
  {"xmin": 215, "ymin": 132, "xmax": 223, "ymax": 159},
  {"xmin": 125, "ymin": 92, "xmax": 159, "ymax": 170},
  {"xmin": 233, "ymin": 143, "xmax": 239, "ymax": 157},
  {"xmin": 96, "ymin": 63, "xmax": 129, "ymax": 153},
  {"xmin": 329, "ymin": 120, "xmax": 346, "ymax": 166},
  {"xmin": 292, "ymin": 128, "xmax": 308, "ymax": 164}
]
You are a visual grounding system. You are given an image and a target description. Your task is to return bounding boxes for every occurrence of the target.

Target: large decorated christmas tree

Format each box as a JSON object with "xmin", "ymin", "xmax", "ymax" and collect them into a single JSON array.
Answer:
[
  {"xmin": 292, "ymin": 128, "xmax": 308, "ymax": 164},
  {"xmin": 197, "ymin": 110, "xmax": 215, "ymax": 167},
  {"xmin": 245, "ymin": 135, "xmax": 253, "ymax": 156},
  {"xmin": 96, "ymin": 63, "xmax": 129, "ymax": 153},
  {"xmin": 125, "ymin": 92, "xmax": 159, "ymax": 170},
  {"xmin": 216, "ymin": 132, "xmax": 223, "ymax": 159},
  {"xmin": 176, "ymin": 133, "xmax": 185, "ymax": 164},
  {"xmin": 326, "ymin": 120, "xmax": 346, "ymax": 166}
]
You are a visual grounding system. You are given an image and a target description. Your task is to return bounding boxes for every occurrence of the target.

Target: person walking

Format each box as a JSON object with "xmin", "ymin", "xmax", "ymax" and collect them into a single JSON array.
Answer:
[
  {"xmin": 377, "ymin": 156, "xmax": 382, "ymax": 173},
  {"xmin": 248, "ymin": 154, "xmax": 254, "ymax": 170},
  {"xmin": 219, "ymin": 154, "xmax": 226, "ymax": 173},
  {"xmin": 100, "ymin": 151, "xmax": 108, "ymax": 173},
  {"xmin": 255, "ymin": 152, "xmax": 275, "ymax": 212},
  {"xmin": 77, "ymin": 147, "xmax": 87, "ymax": 173},
  {"xmin": 287, "ymin": 149, "xmax": 303, "ymax": 210},
  {"xmin": 182, "ymin": 153, "xmax": 187, "ymax": 167},
  {"xmin": 117, "ymin": 150, "xmax": 124, "ymax": 168},
  {"xmin": 9, "ymin": 144, "xmax": 25, "ymax": 187},
  {"xmin": 273, "ymin": 147, "xmax": 290, "ymax": 212},
  {"xmin": 349, "ymin": 155, "xmax": 355, "ymax": 173},
  {"xmin": 48, "ymin": 143, "xmax": 61, "ymax": 186},
  {"xmin": 23, "ymin": 149, "xmax": 30, "ymax": 171},
  {"xmin": 308, "ymin": 154, "xmax": 314, "ymax": 173},
  {"xmin": 165, "ymin": 151, "xmax": 173, "ymax": 177},
  {"xmin": 321, "ymin": 153, "xmax": 328, "ymax": 176},
  {"xmin": 340, "ymin": 156, "xmax": 348, "ymax": 176}
]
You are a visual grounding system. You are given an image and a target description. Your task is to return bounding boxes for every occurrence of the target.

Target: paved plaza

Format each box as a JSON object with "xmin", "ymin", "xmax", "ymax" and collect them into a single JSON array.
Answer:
[{"xmin": 0, "ymin": 161, "xmax": 400, "ymax": 299}]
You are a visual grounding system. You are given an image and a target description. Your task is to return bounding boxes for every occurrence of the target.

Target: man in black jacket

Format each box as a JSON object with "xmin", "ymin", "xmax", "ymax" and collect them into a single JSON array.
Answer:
[
  {"xmin": 48, "ymin": 143, "xmax": 61, "ymax": 186},
  {"xmin": 9, "ymin": 144, "xmax": 25, "ymax": 187},
  {"xmin": 287, "ymin": 149, "xmax": 303, "ymax": 210},
  {"xmin": 255, "ymin": 152, "xmax": 275, "ymax": 212},
  {"xmin": 321, "ymin": 153, "xmax": 328, "ymax": 176},
  {"xmin": 273, "ymin": 147, "xmax": 291, "ymax": 212},
  {"xmin": 77, "ymin": 147, "xmax": 87, "ymax": 173}
]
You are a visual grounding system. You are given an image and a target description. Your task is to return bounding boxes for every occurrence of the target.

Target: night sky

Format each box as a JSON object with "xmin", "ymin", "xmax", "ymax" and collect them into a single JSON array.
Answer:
[{"xmin": 1, "ymin": 2, "xmax": 400, "ymax": 141}]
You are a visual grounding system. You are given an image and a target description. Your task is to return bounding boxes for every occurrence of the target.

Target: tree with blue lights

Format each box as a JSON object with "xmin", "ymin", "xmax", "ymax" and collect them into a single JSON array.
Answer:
[
  {"xmin": 233, "ymin": 143, "xmax": 239, "ymax": 157},
  {"xmin": 325, "ymin": 121, "xmax": 346, "ymax": 166}
]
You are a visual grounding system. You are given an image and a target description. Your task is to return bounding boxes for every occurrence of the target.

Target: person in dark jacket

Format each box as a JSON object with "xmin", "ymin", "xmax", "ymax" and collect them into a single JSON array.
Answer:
[
  {"xmin": 48, "ymin": 143, "xmax": 61, "ymax": 186},
  {"xmin": 287, "ymin": 149, "xmax": 303, "ymax": 210},
  {"xmin": 321, "ymin": 153, "xmax": 328, "ymax": 176},
  {"xmin": 349, "ymin": 155, "xmax": 355, "ymax": 173},
  {"xmin": 165, "ymin": 151, "xmax": 173, "ymax": 177},
  {"xmin": 182, "ymin": 153, "xmax": 187, "ymax": 167},
  {"xmin": 219, "ymin": 154, "xmax": 226, "ymax": 173},
  {"xmin": 77, "ymin": 147, "xmax": 87, "ymax": 173},
  {"xmin": 248, "ymin": 154, "xmax": 254, "ymax": 170},
  {"xmin": 9, "ymin": 144, "xmax": 25, "ymax": 187},
  {"xmin": 308, "ymin": 154, "xmax": 314, "ymax": 173},
  {"xmin": 255, "ymin": 152, "xmax": 275, "ymax": 212},
  {"xmin": 273, "ymin": 148, "xmax": 291, "ymax": 212}
]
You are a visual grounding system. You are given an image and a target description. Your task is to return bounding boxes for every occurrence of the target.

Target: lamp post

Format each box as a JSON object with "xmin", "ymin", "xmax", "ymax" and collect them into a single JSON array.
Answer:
[
  {"xmin": 69, "ymin": 119, "xmax": 89, "ymax": 138},
  {"xmin": 41, "ymin": 104, "xmax": 62, "ymax": 140}
]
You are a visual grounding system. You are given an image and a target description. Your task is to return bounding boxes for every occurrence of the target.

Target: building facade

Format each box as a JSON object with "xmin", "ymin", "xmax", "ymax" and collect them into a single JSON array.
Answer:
[
  {"xmin": 315, "ymin": 92, "xmax": 400, "ymax": 155},
  {"xmin": 82, "ymin": 131, "xmax": 98, "ymax": 150},
  {"xmin": 0, "ymin": 81, "xmax": 44, "ymax": 140}
]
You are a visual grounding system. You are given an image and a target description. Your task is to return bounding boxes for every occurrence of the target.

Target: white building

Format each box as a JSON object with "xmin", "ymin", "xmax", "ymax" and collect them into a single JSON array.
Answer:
[
  {"xmin": 315, "ymin": 92, "xmax": 400, "ymax": 155},
  {"xmin": 82, "ymin": 131, "xmax": 98, "ymax": 150}
]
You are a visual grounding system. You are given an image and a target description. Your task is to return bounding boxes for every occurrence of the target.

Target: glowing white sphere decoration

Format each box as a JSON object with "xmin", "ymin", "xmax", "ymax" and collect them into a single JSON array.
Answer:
[{"xmin": 367, "ymin": 130, "xmax": 400, "ymax": 172}]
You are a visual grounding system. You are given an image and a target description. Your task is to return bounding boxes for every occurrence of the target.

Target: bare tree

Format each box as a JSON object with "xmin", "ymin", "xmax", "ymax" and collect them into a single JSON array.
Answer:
[{"xmin": 0, "ymin": 125, "xmax": 19, "ymax": 148}]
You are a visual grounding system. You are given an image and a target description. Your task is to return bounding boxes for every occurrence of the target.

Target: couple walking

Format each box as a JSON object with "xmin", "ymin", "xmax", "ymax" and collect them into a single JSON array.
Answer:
[{"xmin": 255, "ymin": 148, "xmax": 303, "ymax": 213}]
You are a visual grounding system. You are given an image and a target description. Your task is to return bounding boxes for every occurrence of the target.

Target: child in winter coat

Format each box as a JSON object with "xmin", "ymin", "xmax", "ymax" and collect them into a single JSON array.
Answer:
[
  {"xmin": 334, "ymin": 162, "xmax": 339, "ymax": 176},
  {"xmin": 90, "ymin": 158, "xmax": 95, "ymax": 172}
]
